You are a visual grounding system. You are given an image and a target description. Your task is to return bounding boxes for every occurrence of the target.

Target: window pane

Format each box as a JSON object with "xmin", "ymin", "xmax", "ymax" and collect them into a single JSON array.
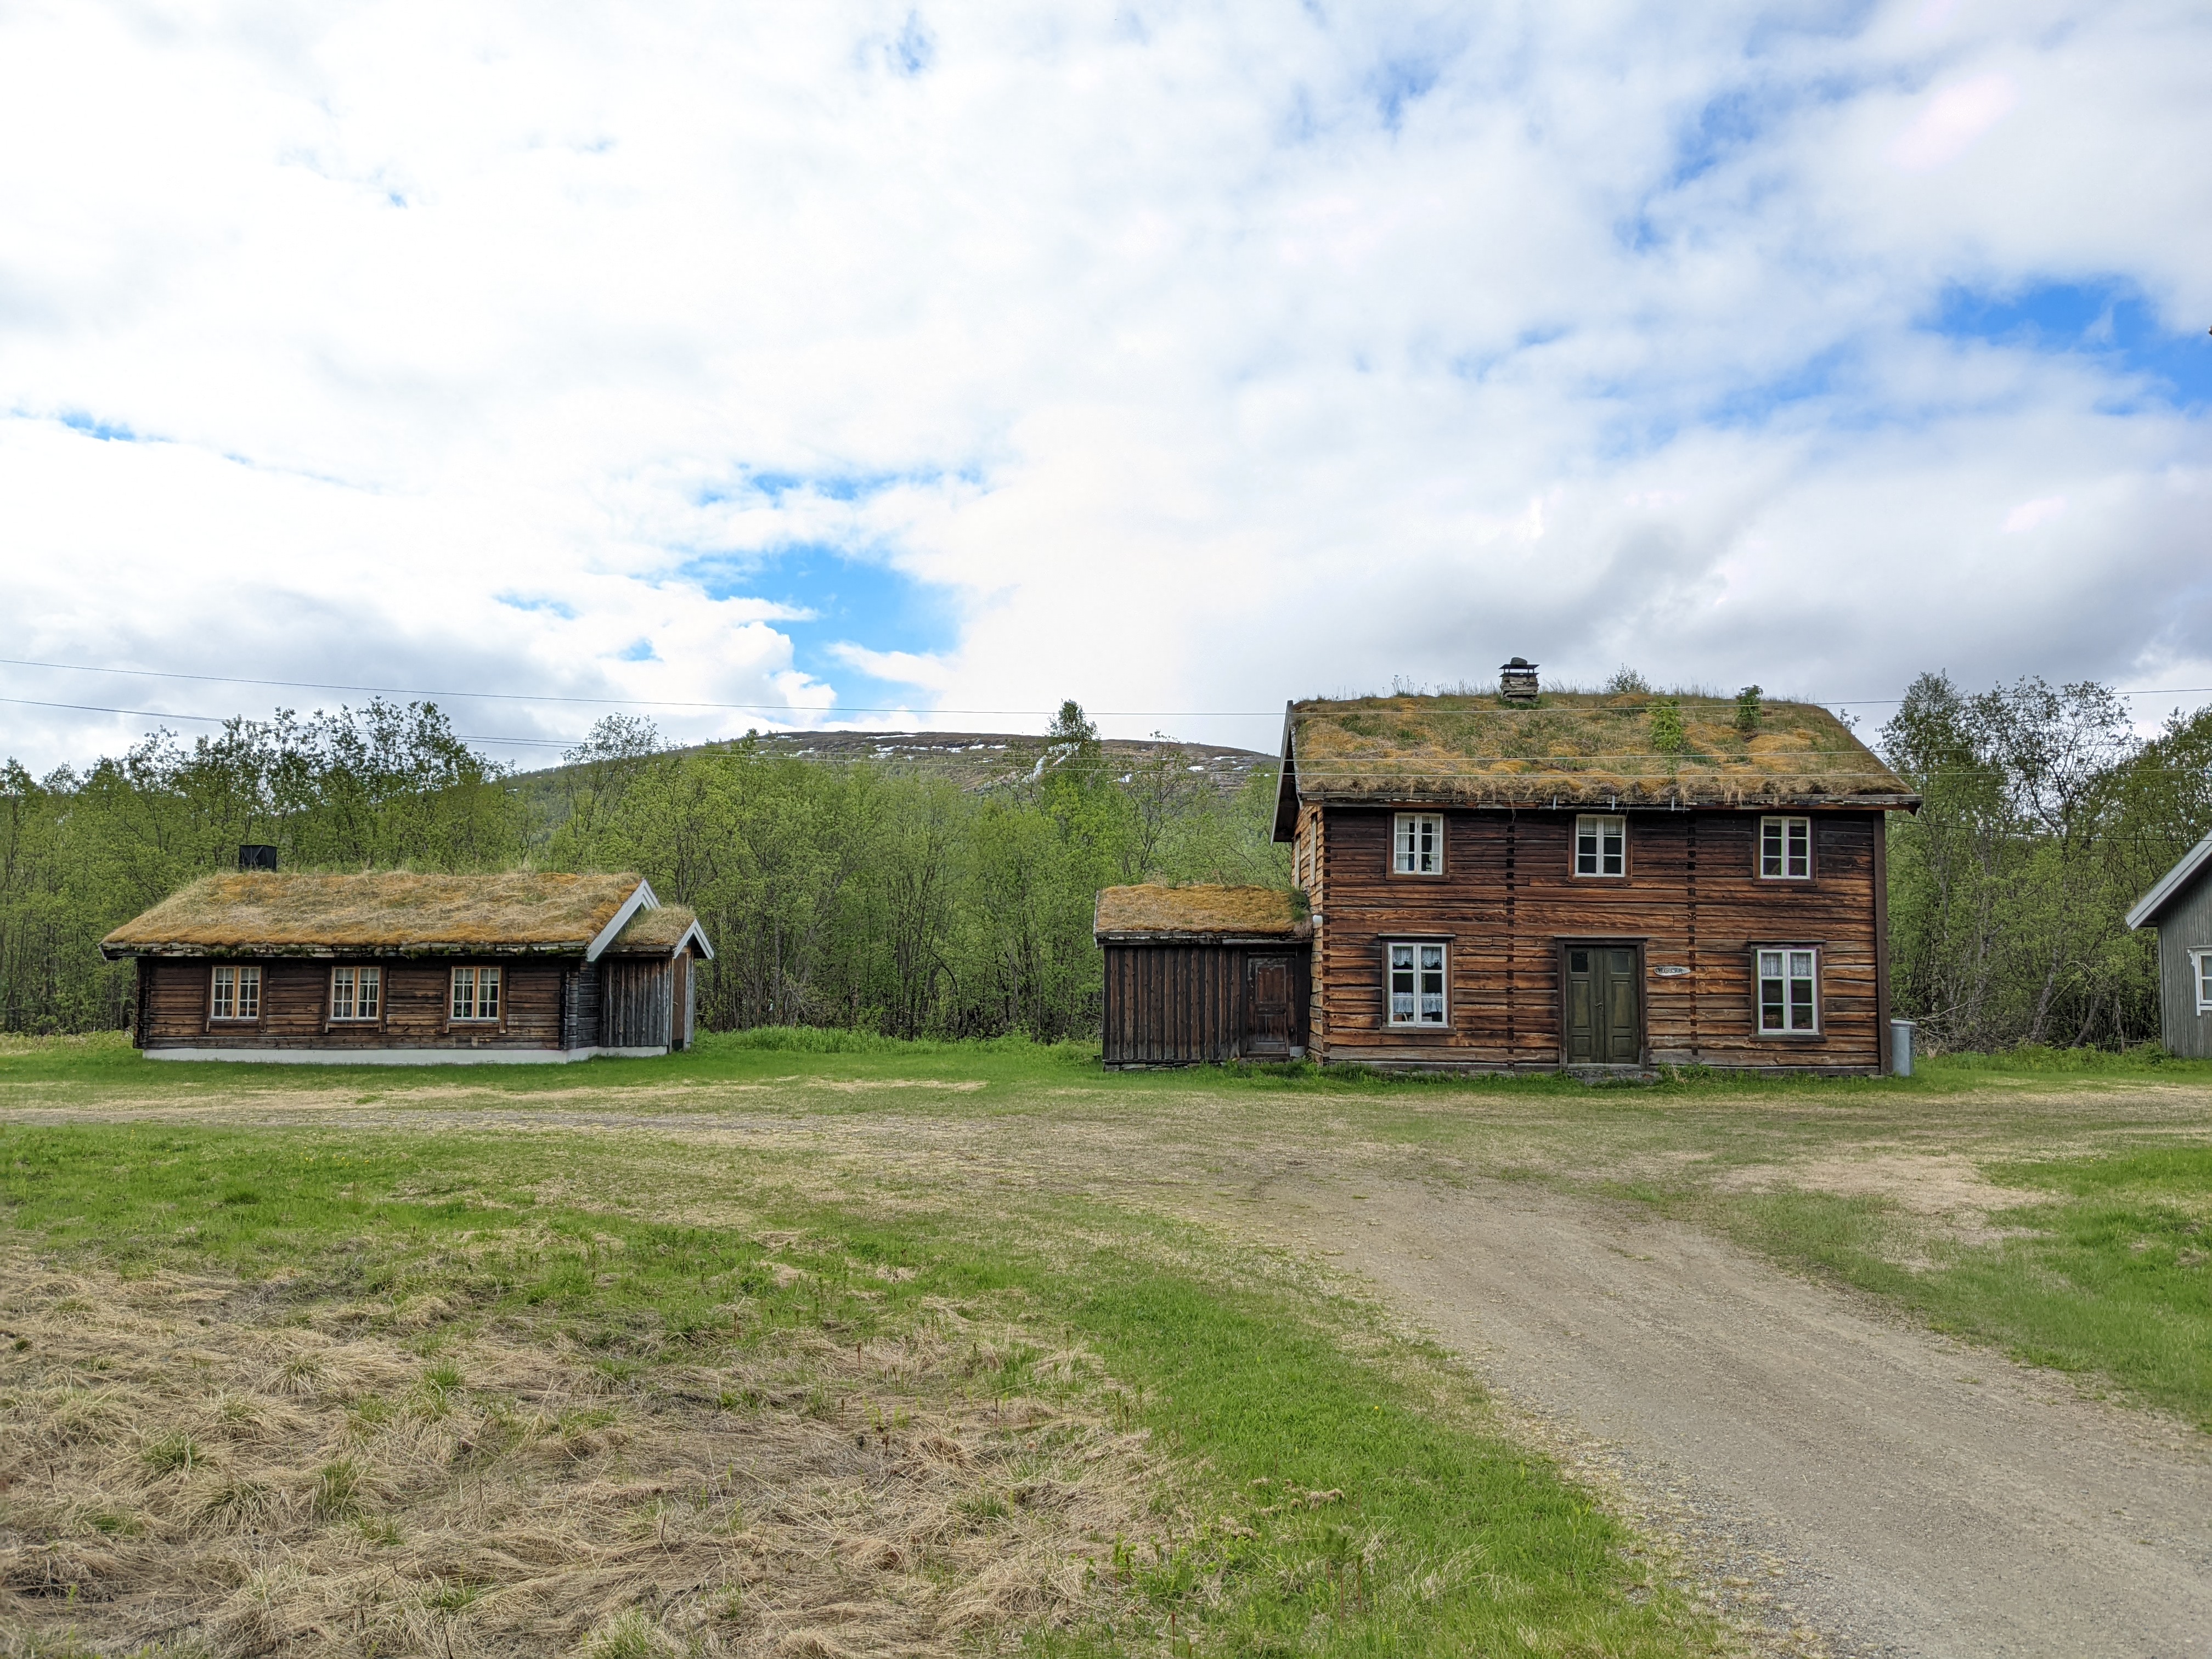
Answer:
[
  {"xmin": 1570, "ymin": 950, "xmax": 1589, "ymax": 973},
  {"xmin": 481, "ymin": 967, "xmax": 500, "ymax": 1020},
  {"xmin": 1790, "ymin": 951, "xmax": 1813, "ymax": 978},
  {"xmin": 1758, "ymin": 951, "xmax": 1781, "ymax": 976},
  {"xmin": 332, "ymin": 968, "xmax": 354, "ymax": 1020},
  {"xmin": 1759, "ymin": 977, "xmax": 1784, "ymax": 1030},
  {"xmin": 360, "ymin": 967, "xmax": 380, "ymax": 1019},
  {"xmin": 1788, "ymin": 820, "xmax": 1811, "ymax": 877},
  {"xmin": 1790, "ymin": 979, "xmax": 1815, "ymax": 1030},
  {"xmin": 212, "ymin": 966, "xmax": 234, "ymax": 1019},
  {"xmin": 238, "ymin": 967, "xmax": 260, "ymax": 1019},
  {"xmin": 1762, "ymin": 820, "xmax": 1783, "ymax": 877},
  {"xmin": 453, "ymin": 968, "xmax": 473, "ymax": 1020},
  {"xmin": 1394, "ymin": 817, "xmax": 1413, "ymax": 872},
  {"xmin": 1576, "ymin": 822, "xmax": 1597, "ymax": 874},
  {"xmin": 1390, "ymin": 945, "xmax": 1413, "ymax": 969}
]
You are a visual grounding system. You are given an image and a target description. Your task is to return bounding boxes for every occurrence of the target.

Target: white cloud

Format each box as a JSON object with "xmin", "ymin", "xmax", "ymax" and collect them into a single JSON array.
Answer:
[
  {"xmin": 1, "ymin": 0, "xmax": 2208, "ymax": 772},
  {"xmin": 1888, "ymin": 73, "xmax": 2019, "ymax": 172},
  {"xmin": 2004, "ymin": 496, "xmax": 2068, "ymax": 533}
]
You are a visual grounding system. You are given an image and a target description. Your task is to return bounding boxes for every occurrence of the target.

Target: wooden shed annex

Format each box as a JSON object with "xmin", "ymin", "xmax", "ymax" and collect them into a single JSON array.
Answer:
[
  {"xmin": 2126, "ymin": 830, "xmax": 2212, "ymax": 1060},
  {"xmin": 100, "ymin": 870, "xmax": 713, "ymax": 1064},
  {"xmin": 1095, "ymin": 884, "xmax": 1311, "ymax": 1068}
]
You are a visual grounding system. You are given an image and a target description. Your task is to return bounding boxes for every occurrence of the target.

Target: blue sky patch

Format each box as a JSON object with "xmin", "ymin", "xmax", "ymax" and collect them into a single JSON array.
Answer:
[
  {"xmin": 1930, "ymin": 279, "xmax": 2211, "ymax": 409},
  {"xmin": 683, "ymin": 544, "xmax": 960, "ymax": 701},
  {"xmin": 496, "ymin": 592, "xmax": 578, "ymax": 619},
  {"xmin": 59, "ymin": 410, "xmax": 143, "ymax": 442}
]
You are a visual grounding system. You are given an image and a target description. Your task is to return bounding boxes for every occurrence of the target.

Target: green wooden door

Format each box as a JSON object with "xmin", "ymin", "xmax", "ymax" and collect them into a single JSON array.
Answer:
[{"xmin": 1565, "ymin": 946, "xmax": 1640, "ymax": 1064}]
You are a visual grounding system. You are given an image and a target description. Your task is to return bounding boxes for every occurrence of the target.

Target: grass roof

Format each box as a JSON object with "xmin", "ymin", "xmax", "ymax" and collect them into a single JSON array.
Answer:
[
  {"xmin": 605, "ymin": 901, "xmax": 710, "ymax": 957},
  {"xmin": 100, "ymin": 871, "xmax": 647, "ymax": 958},
  {"xmin": 1286, "ymin": 692, "xmax": 1912, "ymax": 809},
  {"xmin": 1094, "ymin": 884, "xmax": 1306, "ymax": 939}
]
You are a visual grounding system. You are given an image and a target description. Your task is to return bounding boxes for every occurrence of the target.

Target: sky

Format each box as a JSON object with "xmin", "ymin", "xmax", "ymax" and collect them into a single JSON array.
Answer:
[{"xmin": 3, "ymin": 0, "xmax": 2209, "ymax": 772}]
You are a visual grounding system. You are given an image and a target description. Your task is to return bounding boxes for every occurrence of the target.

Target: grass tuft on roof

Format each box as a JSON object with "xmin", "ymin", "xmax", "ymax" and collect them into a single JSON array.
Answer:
[
  {"xmin": 1094, "ymin": 884, "xmax": 1305, "ymax": 938},
  {"xmin": 1289, "ymin": 691, "xmax": 1911, "ymax": 808}
]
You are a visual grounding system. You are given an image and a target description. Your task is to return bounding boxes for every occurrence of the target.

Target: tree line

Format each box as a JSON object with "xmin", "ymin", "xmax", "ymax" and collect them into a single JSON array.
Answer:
[
  {"xmin": 3, "ymin": 676, "xmax": 2208, "ymax": 1050},
  {"xmin": 0, "ymin": 700, "xmax": 1285, "ymax": 1040}
]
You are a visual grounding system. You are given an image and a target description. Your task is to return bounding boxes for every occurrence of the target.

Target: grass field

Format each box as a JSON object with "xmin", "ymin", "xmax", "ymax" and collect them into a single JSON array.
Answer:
[{"xmin": 4, "ymin": 1031, "xmax": 2211, "ymax": 1655}]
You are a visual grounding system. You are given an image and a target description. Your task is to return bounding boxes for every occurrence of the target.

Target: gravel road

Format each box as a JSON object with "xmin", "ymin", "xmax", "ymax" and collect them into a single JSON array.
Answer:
[{"xmin": 1280, "ymin": 1176, "xmax": 2212, "ymax": 1659}]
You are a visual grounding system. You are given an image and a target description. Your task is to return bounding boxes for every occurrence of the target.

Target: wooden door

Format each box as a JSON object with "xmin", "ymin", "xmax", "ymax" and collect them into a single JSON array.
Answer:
[
  {"xmin": 1245, "ymin": 955, "xmax": 1295, "ymax": 1057},
  {"xmin": 1564, "ymin": 945, "xmax": 1641, "ymax": 1064}
]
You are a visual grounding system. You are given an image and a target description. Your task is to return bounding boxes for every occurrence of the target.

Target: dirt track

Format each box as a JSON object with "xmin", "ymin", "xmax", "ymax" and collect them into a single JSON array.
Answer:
[
  {"xmin": 1267, "ymin": 1175, "xmax": 2212, "ymax": 1659},
  {"xmin": 8, "ymin": 1092, "xmax": 2211, "ymax": 1655}
]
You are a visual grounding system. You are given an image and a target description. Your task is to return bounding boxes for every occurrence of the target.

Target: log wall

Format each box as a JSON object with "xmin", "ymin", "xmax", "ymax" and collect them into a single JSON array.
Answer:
[
  {"xmin": 138, "ymin": 958, "xmax": 568, "ymax": 1052},
  {"xmin": 1308, "ymin": 806, "xmax": 1889, "ymax": 1073}
]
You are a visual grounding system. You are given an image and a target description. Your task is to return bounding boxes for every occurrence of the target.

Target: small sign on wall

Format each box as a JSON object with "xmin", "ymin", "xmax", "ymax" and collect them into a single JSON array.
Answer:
[{"xmin": 1652, "ymin": 964, "xmax": 1692, "ymax": 978}]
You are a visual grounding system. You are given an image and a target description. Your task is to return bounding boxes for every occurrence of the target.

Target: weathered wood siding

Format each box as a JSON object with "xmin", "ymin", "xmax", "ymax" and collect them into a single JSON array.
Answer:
[
  {"xmin": 2153, "ymin": 871, "xmax": 2212, "ymax": 1059},
  {"xmin": 1101, "ymin": 942, "xmax": 1310, "ymax": 1068},
  {"xmin": 600, "ymin": 959, "xmax": 673, "ymax": 1050},
  {"xmin": 560, "ymin": 963, "xmax": 602, "ymax": 1051},
  {"xmin": 139, "ymin": 959, "xmax": 567, "ymax": 1051},
  {"xmin": 1310, "ymin": 807, "xmax": 1887, "ymax": 1073}
]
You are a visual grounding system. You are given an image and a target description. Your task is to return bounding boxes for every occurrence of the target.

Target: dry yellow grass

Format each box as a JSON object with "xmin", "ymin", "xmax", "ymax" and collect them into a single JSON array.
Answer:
[
  {"xmin": 1287, "ymin": 693, "xmax": 1911, "ymax": 808},
  {"xmin": 1092, "ymin": 885, "xmax": 1305, "ymax": 939},
  {"xmin": 99, "ymin": 873, "xmax": 652, "ymax": 958},
  {"xmin": 0, "ymin": 1251, "xmax": 1154, "ymax": 1657}
]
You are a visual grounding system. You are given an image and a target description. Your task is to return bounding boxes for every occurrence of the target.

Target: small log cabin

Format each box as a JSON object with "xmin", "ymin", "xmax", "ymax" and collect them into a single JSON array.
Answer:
[
  {"xmin": 1095, "ymin": 884, "xmax": 1311, "ymax": 1068},
  {"xmin": 1271, "ymin": 670, "xmax": 1920, "ymax": 1074},
  {"xmin": 2125, "ymin": 830, "xmax": 2212, "ymax": 1060},
  {"xmin": 100, "ymin": 868, "xmax": 712, "ymax": 1064}
]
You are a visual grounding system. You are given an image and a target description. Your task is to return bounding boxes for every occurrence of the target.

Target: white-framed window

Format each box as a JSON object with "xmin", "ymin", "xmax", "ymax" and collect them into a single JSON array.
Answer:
[
  {"xmin": 1393, "ymin": 812, "xmax": 1443, "ymax": 874},
  {"xmin": 2193, "ymin": 950, "xmax": 2212, "ymax": 1015},
  {"xmin": 1760, "ymin": 816, "xmax": 1813, "ymax": 879},
  {"xmin": 1387, "ymin": 941, "xmax": 1448, "ymax": 1026},
  {"xmin": 330, "ymin": 965, "xmax": 382, "ymax": 1022},
  {"xmin": 211, "ymin": 964, "xmax": 261, "ymax": 1021},
  {"xmin": 1574, "ymin": 815, "xmax": 1626, "ymax": 878},
  {"xmin": 451, "ymin": 964, "xmax": 502, "ymax": 1023},
  {"xmin": 1757, "ymin": 948, "xmax": 1819, "ymax": 1034}
]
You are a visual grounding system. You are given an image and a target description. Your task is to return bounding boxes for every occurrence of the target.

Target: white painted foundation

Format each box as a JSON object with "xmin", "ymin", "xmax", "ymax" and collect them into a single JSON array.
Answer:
[{"xmin": 142, "ymin": 1046, "xmax": 671, "ymax": 1066}]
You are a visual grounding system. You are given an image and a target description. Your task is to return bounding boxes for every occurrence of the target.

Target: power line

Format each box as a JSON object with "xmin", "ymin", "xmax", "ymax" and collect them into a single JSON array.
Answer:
[
  {"xmin": 4, "ymin": 654, "xmax": 2208, "ymax": 724},
  {"xmin": 0, "ymin": 695, "xmax": 571, "ymax": 748}
]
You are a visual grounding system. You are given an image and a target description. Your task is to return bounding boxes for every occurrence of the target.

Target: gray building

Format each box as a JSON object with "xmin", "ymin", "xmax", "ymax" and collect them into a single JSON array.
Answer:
[{"xmin": 2126, "ymin": 831, "xmax": 2212, "ymax": 1059}]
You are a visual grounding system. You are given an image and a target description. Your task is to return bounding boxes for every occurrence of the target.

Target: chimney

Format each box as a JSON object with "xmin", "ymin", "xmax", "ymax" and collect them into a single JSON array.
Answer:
[
  {"xmin": 238, "ymin": 844, "xmax": 278, "ymax": 872},
  {"xmin": 1499, "ymin": 657, "xmax": 1539, "ymax": 703}
]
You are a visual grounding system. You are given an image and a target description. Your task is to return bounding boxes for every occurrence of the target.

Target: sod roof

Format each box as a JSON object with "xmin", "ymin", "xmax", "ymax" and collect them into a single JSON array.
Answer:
[
  {"xmin": 604, "ymin": 901, "xmax": 713, "ymax": 958},
  {"xmin": 100, "ymin": 871, "xmax": 656, "ymax": 959},
  {"xmin": 1093, "ymin": 884, "xmax": 1307, "ymax": 940},
  {"xmin": 1282, "ymin": 692, "xmax": 1914, "ymax": 812}
]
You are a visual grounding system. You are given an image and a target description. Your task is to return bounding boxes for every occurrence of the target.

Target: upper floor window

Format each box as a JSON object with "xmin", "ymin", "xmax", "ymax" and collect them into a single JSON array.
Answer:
[
  {"xmin": 331, "ymin": 965, "xmax": 382, "ymax": 1022},
  {"xmin": 1387, "ymin": 942, "xmax": 1448, "ymax": 1026},
  {"xmin": 211, "ymin": 964, "xmax": 261, "ymax": 1021},
  {"xmin": 452, "ymin": 964, "xmax": 502, "ymax": 1023},
  {"xmin": 1393, "ymin": 812, "xmax": 1443, "ymax": 874},
  {"xmin": 1760, "ymin": 816, "xmax": 1812, "ymax": 879},
  {"xmin": 1757, "ymin": 948, "xmax": 1819, "ymax": 1033},
  {"xmin": 1574, "ymin": 815, "xmax": 1625, "ymax": 877}
]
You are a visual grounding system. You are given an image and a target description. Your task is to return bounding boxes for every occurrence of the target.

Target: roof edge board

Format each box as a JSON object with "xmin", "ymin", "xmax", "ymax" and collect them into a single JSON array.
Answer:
[
  {"xmin": 586, "ymin": 879, "xmax": 659, "ymax": 962},
  {"xmin": 2126, "ymin": 830, "xmax": 2212, "ymax": 930}
]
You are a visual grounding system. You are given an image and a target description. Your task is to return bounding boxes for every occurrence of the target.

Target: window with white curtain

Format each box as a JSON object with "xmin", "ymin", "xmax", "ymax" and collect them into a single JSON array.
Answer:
[{"xmin": 1387, "ymin": 942, "xmax": 1447, "ymax": 1026}]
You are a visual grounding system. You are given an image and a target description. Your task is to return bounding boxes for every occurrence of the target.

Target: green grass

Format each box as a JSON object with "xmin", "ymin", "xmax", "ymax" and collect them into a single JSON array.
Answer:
[
  {"xmin": 0, "ymin": 1121, "xmax": 1714, "ymax": 1656},
  {"xmin": 1692, "ymin": 1148, "xmax": 2212, "ymax": 1430}
]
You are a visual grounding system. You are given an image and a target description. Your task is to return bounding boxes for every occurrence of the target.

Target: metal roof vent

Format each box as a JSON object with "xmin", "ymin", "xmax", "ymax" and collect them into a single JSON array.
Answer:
[
  {"xmin": 1499, "ymin": 658, "xmax": 1539, "ymax": 703},
  {"xmin": 238, "ymin": 844, "xmax": 278, "ymax": 872}
]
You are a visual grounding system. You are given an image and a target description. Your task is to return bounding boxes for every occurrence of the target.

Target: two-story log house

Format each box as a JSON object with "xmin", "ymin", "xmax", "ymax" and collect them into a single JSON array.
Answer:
[{"xmin": 1273, "ymin": 670, "xmax": 1918, "ymax": 1074}]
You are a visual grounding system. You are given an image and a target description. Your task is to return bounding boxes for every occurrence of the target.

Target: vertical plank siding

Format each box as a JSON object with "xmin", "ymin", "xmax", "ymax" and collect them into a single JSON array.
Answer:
[
  {"xmin": 1312, "ymin": 806, "xmax": 1888, "ymax": 1074},
  {"xmin": 1101, "ymin": 941, "xmax": 1310, "ymax": 1068},
  {"xmin": 600, "ymin": 959, "xmax": 674, "ymax": 1051},
  {"xmin": 2153, "ymin": 874, "xmax": 2212, "ymax": 1059}
]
